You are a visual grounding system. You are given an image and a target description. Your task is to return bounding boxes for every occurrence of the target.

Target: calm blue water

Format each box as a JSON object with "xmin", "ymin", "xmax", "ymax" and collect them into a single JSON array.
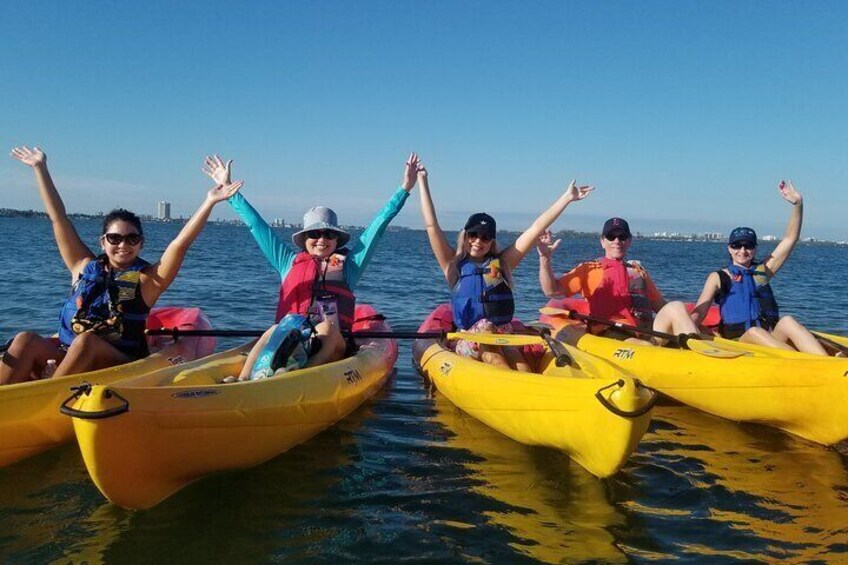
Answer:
[{"xmin": 1, "ymin": 217, "xmax": 846, "ymax": 564}]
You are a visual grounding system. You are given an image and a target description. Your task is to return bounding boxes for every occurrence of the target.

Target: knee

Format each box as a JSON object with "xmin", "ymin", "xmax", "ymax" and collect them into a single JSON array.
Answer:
[
  {"xmin": 67, "ymin": 331, "xmax": 102, "ymax": 353},
  {"xmin": 776, "ymin": 315, "xmax": 799, "ymax": 329},
  {"xmin": 317, "ymin": 325, "xmax": 346, "ymax": 356},
  {"xmin": 328, "ymin": 330, "xmax": 347, "ymax": 357},
  {"xmin": 663, "ymin": 301, "xmax": 688, "ymax": 315},
  {"xmin": 6, "ymin": 332, "xmax": 43, "ymax": 355},
  {"xmin": 743, "ymin": 327, "xmax": 771, "ymax": 340}
]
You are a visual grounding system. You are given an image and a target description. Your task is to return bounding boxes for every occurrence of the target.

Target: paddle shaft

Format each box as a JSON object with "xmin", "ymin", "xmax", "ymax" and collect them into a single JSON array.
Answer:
[
  {"xmin": 813, "ymin": 333, "xmax": 848, "ymax": 356},
  {"xmin": 550, "ymin": 308, "xmax": 692, "ymax": 347},
  {"xmin": 146, "ymin": 328, "xmax": 543, "ymax": 346},
  {"xmin": 148, "ymin": 328, "xmax": 445, "ymax": 339}
]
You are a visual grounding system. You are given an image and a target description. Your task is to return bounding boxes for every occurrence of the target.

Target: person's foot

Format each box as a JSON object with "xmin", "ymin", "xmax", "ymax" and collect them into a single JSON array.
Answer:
[{"xmin": 222, "ymin": 375, "xmax": 240, "ymax": 384}]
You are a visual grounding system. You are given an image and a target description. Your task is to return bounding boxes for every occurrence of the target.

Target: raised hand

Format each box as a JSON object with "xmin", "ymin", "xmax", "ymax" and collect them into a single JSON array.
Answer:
[
  {"xmin": 402, "ymin": 152, "xmax": 420, "ymax": 191},
  {"xmin": 202, "ymin": 155, "xmax": 233, "ymax": 187},
  {"xmin": 563, "ymin": 179, "xmax": 595, "ymax": 203},
  {"xmin": 207, "ymin": 180, "xmax": 244, "ymax": 204},
  {"xmin": 536, "ymin": 229, "xmax": 562, "ymax": 258},
  {"xmin": 778, "ymin": 180, "xmax": 802, "ymax": 205},
  {"xmin": 11, "ymin": 146, "xmax": 46, "ymax": 168}
]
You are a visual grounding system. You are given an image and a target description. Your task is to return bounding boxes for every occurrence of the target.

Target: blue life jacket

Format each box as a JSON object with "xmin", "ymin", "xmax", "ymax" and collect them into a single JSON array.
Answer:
[
  {"xmin": 250, "ymin": 314, "xmax": 314, "ymax": 380},
  {"xmin": 451, "ymin": 257, "xmax": 515, "ymax": 330},
  {"xmin": 58, "ymin": 255, "xmax": 151, "ymax": 358},
  {"xmin": 715, "ymin": 263, "xmax": 780, "ymax": 339}
]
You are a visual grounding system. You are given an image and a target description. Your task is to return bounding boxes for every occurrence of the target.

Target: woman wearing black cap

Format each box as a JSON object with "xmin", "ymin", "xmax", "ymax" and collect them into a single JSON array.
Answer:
[
  {"xmin": 690, "ymin": 181, "xmax": 827, "ymax": 355},
  {"xmin": 416, "ymin": 160, "xmax": 593, "ymax": 371}
]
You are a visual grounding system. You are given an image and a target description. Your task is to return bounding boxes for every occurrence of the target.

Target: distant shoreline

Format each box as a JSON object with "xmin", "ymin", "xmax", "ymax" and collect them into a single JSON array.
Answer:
[{"xmin": 1, "ymin": 209, "xmax": 845, "ymax": 246}]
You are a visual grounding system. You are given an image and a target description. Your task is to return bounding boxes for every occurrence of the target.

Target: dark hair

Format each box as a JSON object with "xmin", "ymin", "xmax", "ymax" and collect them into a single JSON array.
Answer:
[{"xmin": 102, "ymin": 209, "xmax": 143, "ymax": 236}]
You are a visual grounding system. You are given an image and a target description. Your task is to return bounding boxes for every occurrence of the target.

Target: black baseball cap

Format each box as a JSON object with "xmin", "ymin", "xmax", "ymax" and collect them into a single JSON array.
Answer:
[
  {"xmin": 602, "ymin": 217, "xmax": 631, "ymax": 238},
  {"xmin": 728, "ymin": 227, "xmax": 757, "ymax": 246},
  {"xmin": 464, "ymin": 213, "xmax": 496, "ymax": 239}
]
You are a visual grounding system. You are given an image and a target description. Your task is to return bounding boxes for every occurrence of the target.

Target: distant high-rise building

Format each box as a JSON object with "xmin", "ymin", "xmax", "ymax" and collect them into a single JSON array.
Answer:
[{"xmin": 157, "ymin": 201, "xmax": 171, "ymax": 220}]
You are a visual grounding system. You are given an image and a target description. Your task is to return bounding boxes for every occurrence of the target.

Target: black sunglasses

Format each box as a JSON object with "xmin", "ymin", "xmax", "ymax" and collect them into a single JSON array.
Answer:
[
  {"xmin": 306, "ymin": 230, "xmax": 339, "ymax": 240},
  {"xmin": 466, "ymin": 231, "xmax": 493, "ymax": 242},
  {"xmin": 729, "ymin": 242, "xmax": 756, "ymax": 250},
  {"xmin": 604, "ymin": 233, "xmax": 631, "ymax": 242},
  {"xmin": 103, "ymin": 233, "xmax": 142, "ymax": 246}
]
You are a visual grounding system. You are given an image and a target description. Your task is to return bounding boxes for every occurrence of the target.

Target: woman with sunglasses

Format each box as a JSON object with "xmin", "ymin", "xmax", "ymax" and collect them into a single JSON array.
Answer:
[
  {"xmin": 1, "ymin": 146, "xmax": 241, "ymax": 385},
  {"xmin": 689, "ymin": 181, "xmax": 826, "ymax": 354},
  {"xmin": 416, "ymin": 160, "xmax": 593, "ymax": 371},
  {"xmin": 538, "ymin": 217, "xmax": 699, "ymax": 344},
  {"xmin": 203, "ymin": 154, "xmax": 418, "ymax": 379}
]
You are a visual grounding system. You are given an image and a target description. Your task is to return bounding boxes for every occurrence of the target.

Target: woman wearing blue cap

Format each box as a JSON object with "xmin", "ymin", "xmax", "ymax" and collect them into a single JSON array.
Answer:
[
  {"xmin": 416, "ymin": 159, "xmax": 593, "ymax": 371},
  {"xmin": 203, "ymin": 154, "xmax": 419, "ymax": 380},
  {"xmin": 690, "ymin": 181, "xmax": 827, "ymax": 355}
]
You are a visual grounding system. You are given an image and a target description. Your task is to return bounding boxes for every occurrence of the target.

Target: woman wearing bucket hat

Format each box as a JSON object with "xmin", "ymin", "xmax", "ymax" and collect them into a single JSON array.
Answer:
[
  {"xmin": 416, "ymin": 159, "xmax": 593, "ymax": 371},
  {"xmin": 204, "ymin": 153, "xmax": 420, "ymax": 378},
  {"xmin": 689, "ymin": 181, "xmax": 827, "ymax": 355}
]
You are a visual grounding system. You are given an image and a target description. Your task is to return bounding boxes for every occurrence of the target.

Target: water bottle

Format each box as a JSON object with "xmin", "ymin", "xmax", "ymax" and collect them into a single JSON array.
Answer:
[{"xmin": 42, "ymin": 359, "xmax": 57, "ymax": 379}]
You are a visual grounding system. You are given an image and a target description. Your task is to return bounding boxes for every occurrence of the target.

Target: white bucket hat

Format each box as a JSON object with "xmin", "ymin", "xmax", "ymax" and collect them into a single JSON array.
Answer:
[{"xmin": 291, "ymin": 206, "xmax": 350, "ymax": 249}]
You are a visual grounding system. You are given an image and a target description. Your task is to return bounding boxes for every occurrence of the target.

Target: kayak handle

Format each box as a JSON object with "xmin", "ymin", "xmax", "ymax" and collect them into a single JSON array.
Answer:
[
  {"xmin": 60, "ymin": 383, "xmax": 130, "ymax": 419},
  {"xmin": 594, "ymin": 380, "xmax": 659, "ymax": 419}
]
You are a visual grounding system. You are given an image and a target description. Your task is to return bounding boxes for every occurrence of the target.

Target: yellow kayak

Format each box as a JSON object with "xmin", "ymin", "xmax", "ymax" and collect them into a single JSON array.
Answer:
[
  {"xmin": 541, "ymin": 298, "xmax": 848, "ymax": 445},
  {"xmin": 412, "ymin": 305, "xmax": 657, "ymax": 479},
  {"xmin": 66, "ymin": 305, "xmax": 398, "ymax": 510},
  {"xmin": 0, "ymin": 307, "xmax": 215, "ymax": 467}
]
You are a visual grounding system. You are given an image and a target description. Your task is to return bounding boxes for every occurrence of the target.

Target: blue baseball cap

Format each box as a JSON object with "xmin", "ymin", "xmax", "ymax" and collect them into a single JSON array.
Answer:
[{"xmin": 728, "ymin": 226, "xmax": 757, "ymax": 246}]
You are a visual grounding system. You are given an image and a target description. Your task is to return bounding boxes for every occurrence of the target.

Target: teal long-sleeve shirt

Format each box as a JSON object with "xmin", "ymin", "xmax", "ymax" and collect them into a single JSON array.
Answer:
[{"xmin": 228, "ymin": 188, "xmax": 409, "ymax": 289}]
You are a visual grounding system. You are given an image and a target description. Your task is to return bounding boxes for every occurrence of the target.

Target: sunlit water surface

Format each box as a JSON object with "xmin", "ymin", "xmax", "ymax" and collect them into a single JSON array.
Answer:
[{"xmin": 1, "ymin": 218, "xmax": 846, "ymax": 563}]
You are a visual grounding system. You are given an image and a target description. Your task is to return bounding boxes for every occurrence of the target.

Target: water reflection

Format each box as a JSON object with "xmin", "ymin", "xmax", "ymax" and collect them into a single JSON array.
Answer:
[
  {"xmin": 429, "ymin": 388, "xmax": 630, "ymax": 563},
  {"xmin": 629, "ymin": 406, "xmax": 848, "ymax": 563}
]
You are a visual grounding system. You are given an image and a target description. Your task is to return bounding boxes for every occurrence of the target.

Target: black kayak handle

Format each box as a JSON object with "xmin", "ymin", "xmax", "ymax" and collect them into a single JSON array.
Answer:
[
  {"xmin": 594, "ymin": 380, "xmax": 659, "ymax": 419},
  {"xmin": 60, "ymin": 383, "xmax": 130, "ymax": 419}
]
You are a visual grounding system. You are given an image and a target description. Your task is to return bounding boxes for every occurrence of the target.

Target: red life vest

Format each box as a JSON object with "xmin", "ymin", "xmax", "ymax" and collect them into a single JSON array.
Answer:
[
  {"xmin": 586, "ymin": 258, "xmax": 654, "ymax": 330},
  {"xmin": 277, "ymin": 251, "xmax": 356, "ymax": 330}
]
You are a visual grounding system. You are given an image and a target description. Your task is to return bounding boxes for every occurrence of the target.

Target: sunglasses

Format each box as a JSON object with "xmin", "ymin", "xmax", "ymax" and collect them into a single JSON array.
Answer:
[
  {"xmin": 466, "ymin": 231, "xmax": 493, "ymax": 242},
  {"xmin": 729, "ymin": 242, "xmax": 756, "ymax": 250},
  {"xmin": 306, "ymin": 230, "xmax": 339, "ymax": 240},
  {"xmin": 103, "ymin": 233, "xmax": 142, "ymax": 246},
  {"xmin": 604, "ymin": 234, "xmax": 631, "ymax": 242}
]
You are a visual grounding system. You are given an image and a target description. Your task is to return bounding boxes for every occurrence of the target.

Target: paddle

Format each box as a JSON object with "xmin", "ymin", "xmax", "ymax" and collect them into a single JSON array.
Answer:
[
  {"xmin": 812, "ymin": 332, "xmax": 848, "ymax": 357},
  {"xmin": 147, "ymin": 328, "xmax": 546, "ymax": 347},
  {"xmin": 539, "ymin": 307, "xmax": 746, "ymax": 359},
  {"xmin": 534, "ymin": 328, "xmax": 574, "ymax": 367}
]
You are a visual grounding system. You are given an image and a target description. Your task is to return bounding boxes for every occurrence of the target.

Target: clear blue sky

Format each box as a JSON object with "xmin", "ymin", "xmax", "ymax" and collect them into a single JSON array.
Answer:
[{"xmin": 2, "ymin": 1, "xmax": 846, "ymax": 239}]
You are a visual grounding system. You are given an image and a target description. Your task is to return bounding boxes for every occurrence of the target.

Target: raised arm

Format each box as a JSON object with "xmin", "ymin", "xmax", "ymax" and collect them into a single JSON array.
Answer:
[
  {"xmin": 11, "ymin": 147, "xmax": 94, "ymax": 278},
  {"xmin": 762, "ymin": 180, "xmax": 803, "ymax": 276},
  {"xmin": 204, "ymin": 155, "xmax": 296, "ymax": 276},
  {"xmin": 501, "ymin": 180, "xmax": 594, "ymax": 271},
  {"xmin": 345, "ymin": 154, "xmax": 417, "ymax": 287},
  {"xmin": 416, "ymin": 157, "xmax": 455, "ymax": 277},
  {"xmin": 690, "ymin": 272, "xmax": 722, "ymax": 325},
  {"xmin": 141, "ymin": 181, "xmax": 243, "ymax": 305},
  {"xmin": 536, "ymin": 230, "xmax": 564, "ymax": 297}
]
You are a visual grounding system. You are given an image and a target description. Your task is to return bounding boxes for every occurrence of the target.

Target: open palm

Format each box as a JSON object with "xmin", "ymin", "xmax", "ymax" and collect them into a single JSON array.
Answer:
[
  {"xmin": 207, "ymin": 180, "xmax": 244, "ymax": 203},
  {"xmin": 778, "ymin": 180, "xmax": 802, "ymax": 205},
  {"xmin": 203, "ymin": 155, "xmax": 232, "ymax": 186},
  {"xmin": 11, "ymin": 146, "xmax": 46, "ymax": 167}
]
